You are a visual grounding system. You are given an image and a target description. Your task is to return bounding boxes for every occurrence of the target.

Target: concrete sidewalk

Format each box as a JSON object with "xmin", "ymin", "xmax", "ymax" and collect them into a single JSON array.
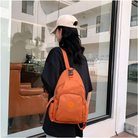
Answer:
[{"xmin": 111, "ymin": 131, "xmax": 137, "ymax": 138}]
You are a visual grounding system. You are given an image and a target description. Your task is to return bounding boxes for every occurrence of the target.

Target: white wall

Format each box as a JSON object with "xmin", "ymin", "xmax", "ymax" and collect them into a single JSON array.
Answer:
[{"xmin": 111, "ymin": 0, "xmax": 131, "ymax": 134}]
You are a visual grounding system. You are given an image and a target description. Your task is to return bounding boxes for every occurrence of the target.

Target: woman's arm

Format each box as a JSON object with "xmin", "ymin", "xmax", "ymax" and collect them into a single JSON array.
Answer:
[{"xmin": 87, "ymin": 92, "xmax": 92, "ymax": 107}]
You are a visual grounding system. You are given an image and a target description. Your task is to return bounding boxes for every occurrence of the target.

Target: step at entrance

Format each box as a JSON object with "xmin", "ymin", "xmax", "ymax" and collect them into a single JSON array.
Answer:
[{"xmin": 124, "ymin": 115, "xmax": 138, "ymax": 137}]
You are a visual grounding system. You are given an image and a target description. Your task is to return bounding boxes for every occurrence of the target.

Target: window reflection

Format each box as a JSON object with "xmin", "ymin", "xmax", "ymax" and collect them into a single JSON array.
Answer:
[
  {"xmin": 22, "ymin": 1, "xmax": 34, "ymax": 15},
  {"xmin": 0, "ymin": 1, "xmax": 9, "ymax": 9},
  {"xmin": 9, "ymin": 0, "xmax": 112, "ymax": 134},
  {"xmin": 96, "ymin": 13, "xmax": 111, "ymax": 33},
  {"xmin": 80, "ymin": 24, "xmax": 88, "ymax": 38},
  {"xmin": 131, "ymin": 1, "xmax": 138, "ymax": 27},
  {"xmin": 126, "ymin": 1, "xmax": 138, "ymax": 117}
]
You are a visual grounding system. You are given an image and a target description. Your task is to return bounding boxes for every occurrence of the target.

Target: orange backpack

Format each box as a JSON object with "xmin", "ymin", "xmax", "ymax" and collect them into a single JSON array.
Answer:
[{"xmin": 46, "ymin": 48, "xmax": 88, "ymax": 130}]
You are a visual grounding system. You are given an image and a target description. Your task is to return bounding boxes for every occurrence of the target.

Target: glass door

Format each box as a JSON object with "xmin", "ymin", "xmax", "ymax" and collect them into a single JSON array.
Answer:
[{"xmin": 126, "ymin": 0, "xmax": 138, "ymax": 118}]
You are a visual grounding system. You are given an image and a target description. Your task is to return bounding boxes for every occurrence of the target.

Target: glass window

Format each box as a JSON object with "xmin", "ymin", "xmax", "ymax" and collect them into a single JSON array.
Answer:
[
  {"xmin": 8, "ymin": 0, "xmax": 116, "ymax": 135},
  {"xmin": 22, "ymin": 1, "xmax": 34, "ymax": 15},
  {"xmin": 96, "ymin": 13, "xmax": 111, "ymax": 33},
  {"xmin": 80, "ymin": 24, "xmax": 88, "ymax": 38},
  {"xmin": 21, "ymin": 23, "xmax": 33, "ymax": 37},
  {"xmin": 130, "ymin": 2, "xmax": 138, "ymax": 27},
  {"xmin": 0, "ymin": 1, "xmax": 9, "ymax": 9},
  {"xmin": 41, "ymin": 27, "xmax": 45, "ymax": 43},
  {"xmin": 126, "ymin": 1, "xmax": 138, "ymax": 118},
  {"xmin": 45, "ymin": 0, "xmax": 113, "ymax": 120}
]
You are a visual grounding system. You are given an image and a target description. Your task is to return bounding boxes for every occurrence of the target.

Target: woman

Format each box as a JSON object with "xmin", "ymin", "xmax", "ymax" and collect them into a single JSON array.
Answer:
[{"xmin": 41, "ymin": 14, "xmax": 93, "ymax": 137}]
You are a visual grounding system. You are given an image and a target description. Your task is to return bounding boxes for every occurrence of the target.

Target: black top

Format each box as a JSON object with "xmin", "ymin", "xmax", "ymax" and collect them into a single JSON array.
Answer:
[{"xmin": 41, "ymin": 47, "xmax": 93, "ymax": 137}]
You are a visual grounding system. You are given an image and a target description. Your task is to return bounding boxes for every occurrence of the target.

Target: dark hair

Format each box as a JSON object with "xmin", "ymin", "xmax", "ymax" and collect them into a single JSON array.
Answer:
[{"xmin": 57, "ymin": 26, "xmax": 85, "ymax": 64}]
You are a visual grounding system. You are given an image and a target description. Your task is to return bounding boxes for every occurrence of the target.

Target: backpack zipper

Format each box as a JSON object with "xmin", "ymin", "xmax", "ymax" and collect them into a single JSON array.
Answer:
[
  {"xmin": 54, "ymin": 83, "xmax": 64, "ymax": 96},
  {"xmin": 53, "ymin": 91, "xmax": 57, "ymax": 98}
]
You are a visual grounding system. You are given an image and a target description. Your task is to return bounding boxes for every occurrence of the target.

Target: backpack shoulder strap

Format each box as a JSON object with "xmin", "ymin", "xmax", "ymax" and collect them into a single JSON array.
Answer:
[{"xmin": 60, "ymin": 47, "xmax": 70, "ymax": 69}]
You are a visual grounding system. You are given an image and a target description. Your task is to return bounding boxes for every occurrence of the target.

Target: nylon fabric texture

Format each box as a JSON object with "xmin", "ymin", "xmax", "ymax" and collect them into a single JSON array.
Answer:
[
  {"xmin": 46, "ymin": 48, "xmax": 88, "ymax": 128},
  {"xmin": 41, "ymin": 47, "xmax": 93, "ymax": 137}
]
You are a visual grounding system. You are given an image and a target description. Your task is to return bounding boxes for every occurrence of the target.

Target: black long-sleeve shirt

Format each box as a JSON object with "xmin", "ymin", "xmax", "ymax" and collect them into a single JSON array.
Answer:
[{"xmin": 41, "ymin": 47, "xmax": 92, "ymax": 137}]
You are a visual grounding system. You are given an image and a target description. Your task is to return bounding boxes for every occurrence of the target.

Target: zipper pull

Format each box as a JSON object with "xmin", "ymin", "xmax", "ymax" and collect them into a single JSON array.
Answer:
[
  {"xmin": 56, "ymin": 104, "xmax": 58, "ymax": 110},
  {"xmin": 53, "ymin": 91, "xmax": 57, "ymax": 98}
]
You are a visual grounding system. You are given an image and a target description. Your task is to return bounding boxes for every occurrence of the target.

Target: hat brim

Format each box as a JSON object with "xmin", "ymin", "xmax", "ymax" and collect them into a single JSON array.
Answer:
[
  {"xmin": 50, "ymin": 25, "xmax": 86, "ymax": 34},
  {"xmin": 50, "ymin": 26, "xmax": 57, "ymax": 34}
]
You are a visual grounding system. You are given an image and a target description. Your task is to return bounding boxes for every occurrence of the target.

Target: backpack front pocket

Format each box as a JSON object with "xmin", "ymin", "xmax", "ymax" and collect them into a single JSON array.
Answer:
[{"xmin": 55, "ymin": 93, "xmax": 83, "ymax": 123}]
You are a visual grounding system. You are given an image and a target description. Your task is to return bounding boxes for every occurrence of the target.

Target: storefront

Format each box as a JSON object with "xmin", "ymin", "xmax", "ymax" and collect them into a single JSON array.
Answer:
[{"xmin": 0, "ymin": 0, "xmax": 137, "ymax": 137}]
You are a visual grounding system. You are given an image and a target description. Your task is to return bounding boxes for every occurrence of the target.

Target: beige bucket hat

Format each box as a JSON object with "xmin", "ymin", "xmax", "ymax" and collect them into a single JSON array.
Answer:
[{"xmin": 50, "ymin": 14, "xmax": 84, "ymax": 34}]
